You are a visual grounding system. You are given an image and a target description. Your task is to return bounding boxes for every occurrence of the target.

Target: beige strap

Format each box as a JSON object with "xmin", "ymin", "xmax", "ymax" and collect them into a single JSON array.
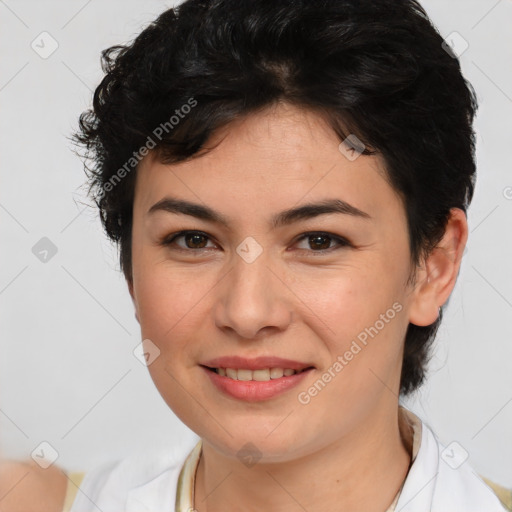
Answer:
[
  {"xmin": 480, "ymin": 476, "xmax": 512, "ymax": 511},
  {"xmin": 175, "ymin": 440, "xmax": 203, "ymax": 512},
  {"xmin": 62, "ymin": 471, "xmax": 86, "ymax": 512}
]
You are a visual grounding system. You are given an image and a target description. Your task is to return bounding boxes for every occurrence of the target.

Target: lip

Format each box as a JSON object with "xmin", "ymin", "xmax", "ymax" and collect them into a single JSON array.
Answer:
[
  {"xmin": 202, "ymin": 365, "xmax": 314, "ymax": 402},
  {"xmin": 201, "ymin": 356, "xmax": 315, "ymax": 371}
]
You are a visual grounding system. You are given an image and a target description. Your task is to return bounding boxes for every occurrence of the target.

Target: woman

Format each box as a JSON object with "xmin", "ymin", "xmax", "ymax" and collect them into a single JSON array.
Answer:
[{"xmin": 2, "ymin": 0, "xmax": 510, "ymax": 511}]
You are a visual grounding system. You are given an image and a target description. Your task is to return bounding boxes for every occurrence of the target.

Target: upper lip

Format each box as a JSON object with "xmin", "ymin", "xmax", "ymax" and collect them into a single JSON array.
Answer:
[{"xmin": 201, "ymin": 356, "xmax": 315, "ymax": 371}]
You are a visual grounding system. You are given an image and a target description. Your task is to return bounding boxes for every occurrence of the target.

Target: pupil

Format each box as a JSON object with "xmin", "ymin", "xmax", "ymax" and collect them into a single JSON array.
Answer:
[
  {"xmin": 187, "ymin": 233, "xmax": 207, "ymax": 248},
  {"xmin": 311, "ymin": 235, "xmax": 329, "ymax": 250}
]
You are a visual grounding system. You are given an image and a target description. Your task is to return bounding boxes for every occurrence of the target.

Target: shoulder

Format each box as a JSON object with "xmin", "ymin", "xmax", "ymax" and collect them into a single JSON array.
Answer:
[
  {"xmin": 427, "ymin": 428, "xmax": 509, "ymax": 511},
  {"xmin": 397, "ymin": 407, "xmax": 509, "ymax": 512},
  {"xmin": 0, "ymin": 459, "xmax": 67, "ymax": 512},
  {"xmin": 434, "ymin": 459, "xmax": 510, "ymax": 511},
  {"xmin": 69, "ymin": 436, "xmax": 200, "ymax": 512}
]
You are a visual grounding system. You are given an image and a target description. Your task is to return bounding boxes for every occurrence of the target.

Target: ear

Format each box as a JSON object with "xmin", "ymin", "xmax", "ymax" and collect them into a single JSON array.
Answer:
[
  {"xmin": 127, "ymin": 279, "xmax": 140, "ymax": 324},
  {"xmin": 408, "ymin": 207, "xmax": 468, "ymax": 327}
]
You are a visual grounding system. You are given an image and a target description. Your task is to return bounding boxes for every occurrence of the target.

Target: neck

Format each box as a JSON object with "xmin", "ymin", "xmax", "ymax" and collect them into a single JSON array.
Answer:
[{"xmin": 194, "ymin": 405, "xmax": 413, "ymax": 512}]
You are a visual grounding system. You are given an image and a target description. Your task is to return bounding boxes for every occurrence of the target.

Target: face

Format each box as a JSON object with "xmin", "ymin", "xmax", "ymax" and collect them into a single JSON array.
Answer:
[{"xmin": 128, "ymin": 102, "xmax": 426, "ymax": 461}]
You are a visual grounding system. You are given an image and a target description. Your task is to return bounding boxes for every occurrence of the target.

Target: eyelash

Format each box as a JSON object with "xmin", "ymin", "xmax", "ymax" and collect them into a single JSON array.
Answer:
[{"xmin": 160, "ymin": 230, "xmax": 351, "ymax": 255}]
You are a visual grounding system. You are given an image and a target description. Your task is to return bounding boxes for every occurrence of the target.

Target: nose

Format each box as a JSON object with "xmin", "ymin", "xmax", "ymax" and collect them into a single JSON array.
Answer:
[{"xmin": 213, "ymin": 250, "xmax": 293, "ymax": 340}]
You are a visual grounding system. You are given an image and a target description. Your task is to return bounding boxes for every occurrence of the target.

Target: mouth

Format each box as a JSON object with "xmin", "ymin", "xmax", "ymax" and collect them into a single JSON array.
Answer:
[{"xmin": 201, "ymin": 364, "xmax": 315, "ymax": 401}]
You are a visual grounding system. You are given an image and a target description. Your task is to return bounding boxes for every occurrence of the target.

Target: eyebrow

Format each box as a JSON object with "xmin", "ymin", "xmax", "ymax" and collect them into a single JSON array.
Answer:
[{"xmin": 147, "ymin": 196, "xmax": 372, "ymax": 229}]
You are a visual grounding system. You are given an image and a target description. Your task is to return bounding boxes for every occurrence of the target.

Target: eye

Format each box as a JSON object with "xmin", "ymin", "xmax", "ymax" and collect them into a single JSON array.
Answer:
[
  {"xmin": 161, "ymin": 230, "xmax": 217, "ymax": 252},
  {"xmin": 293, "ymin": 232, "xmax": 351, "ymax": 254},
  {"xmin": 160, "ymin": 230, "xmax": 351, "ymax": 254}
]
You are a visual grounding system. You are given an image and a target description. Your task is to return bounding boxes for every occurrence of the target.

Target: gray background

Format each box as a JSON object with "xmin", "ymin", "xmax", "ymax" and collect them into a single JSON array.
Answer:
[{"xmin": 1, "ymin": 0, "xmax": 511, "ymax": 486}]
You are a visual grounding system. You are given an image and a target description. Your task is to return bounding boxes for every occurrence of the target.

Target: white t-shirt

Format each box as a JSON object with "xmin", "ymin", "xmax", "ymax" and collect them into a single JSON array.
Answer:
[{"xmin": 68, "ymin": 406, "xmax": 507, "ymax": 512}]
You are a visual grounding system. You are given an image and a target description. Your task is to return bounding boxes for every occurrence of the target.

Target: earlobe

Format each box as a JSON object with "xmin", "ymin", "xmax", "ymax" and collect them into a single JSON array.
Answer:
[
  {"xmin": 408, "ymin": 281, "xmax": 439, "ymax": 326},
  {"xmin": 127, "ymin": 279, "xmax": 140, "ymax": 324},
  {"xmin": 408, "ymin": 207, "xmax": 468, "ymax": 327}
]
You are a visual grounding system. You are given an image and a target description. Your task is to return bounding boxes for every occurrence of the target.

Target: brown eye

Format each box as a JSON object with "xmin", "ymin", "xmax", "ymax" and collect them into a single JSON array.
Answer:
[
  {"xmin": 309, "ymin": 234, "xmax": 331, "ymax": 250},
  {"xmin": 162, "ymin": 230, "xmax": 216, "ymax": 251},
  {"xmin": 294, "ymin": 232, "xmax": 350, "ymax": 253},
  {"xmin": 182, "ymin": 232, "xmax": 209, "ymax": 249}
]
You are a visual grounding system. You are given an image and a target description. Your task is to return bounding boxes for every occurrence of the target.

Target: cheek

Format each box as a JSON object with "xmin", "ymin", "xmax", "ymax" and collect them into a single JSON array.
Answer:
[
  {"xmin": 302, "ymin": 265, "xmax": 392, "ymax": 333},
  {"xmin": 133, "ymin": 265, "xmax": 210, "ymax": 417},
  {"xmin": 133, "ymin": 260, "xmax": 216, "ymax": 353},
  {"xmin": 304, "ymin": 266, "xmax": 406, "ymax": 381}
]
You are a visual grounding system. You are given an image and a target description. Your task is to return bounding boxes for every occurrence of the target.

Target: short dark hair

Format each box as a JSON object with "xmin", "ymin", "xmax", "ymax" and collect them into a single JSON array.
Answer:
[{"xmin": 73, "ymin": 0, "xmax": 478, "ymax": 397}]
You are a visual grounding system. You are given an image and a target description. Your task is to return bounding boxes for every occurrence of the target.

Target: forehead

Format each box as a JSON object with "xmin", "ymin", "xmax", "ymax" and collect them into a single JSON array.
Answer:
[{"xmin": 133, "ymin": 103, "xmax": 403, "ymax": 228}]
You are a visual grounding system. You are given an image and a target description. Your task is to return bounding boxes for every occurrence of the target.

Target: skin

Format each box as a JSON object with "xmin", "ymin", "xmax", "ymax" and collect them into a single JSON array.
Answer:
[
  {"xmin": 0, "ymin": 460, "xmax": 67, "ymax": 512},
  {"xmin": 0, "ymin": 101, "xmax": 466, "ymax": 512},
  {"xmin": 127, "ymin": 101, "xmax": 468, "ymax": 512}
]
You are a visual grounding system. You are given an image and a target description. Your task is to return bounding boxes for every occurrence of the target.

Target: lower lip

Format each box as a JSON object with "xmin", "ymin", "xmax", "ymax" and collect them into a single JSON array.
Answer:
[{"xmin": 202, "ymin": 366, "xmax": 314, "ymax": 402}]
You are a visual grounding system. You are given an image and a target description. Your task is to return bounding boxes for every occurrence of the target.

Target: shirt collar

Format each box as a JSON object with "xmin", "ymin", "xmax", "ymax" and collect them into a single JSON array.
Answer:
[{"xmin": 175, "ymin": 405, "xmax": 423, "ymax": 512}]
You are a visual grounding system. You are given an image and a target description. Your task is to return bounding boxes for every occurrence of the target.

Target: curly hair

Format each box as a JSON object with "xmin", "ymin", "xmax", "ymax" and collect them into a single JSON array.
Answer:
[{"xmin": 72, "ymin": 0, "xmax": 478, "ymax": 397}]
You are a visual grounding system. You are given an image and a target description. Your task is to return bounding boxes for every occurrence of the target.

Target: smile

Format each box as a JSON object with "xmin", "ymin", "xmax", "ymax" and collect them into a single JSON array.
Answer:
[{"xmin": 202, "ymin": 365, "xmax": 314, "ymax": 401}]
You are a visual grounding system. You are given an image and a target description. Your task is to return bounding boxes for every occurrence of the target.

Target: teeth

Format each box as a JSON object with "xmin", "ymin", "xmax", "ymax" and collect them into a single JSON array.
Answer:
[
  {"xmin": 226, "ymin": 368, "xmax": 238, "ymax": 379},
  {"xmin": 215, "ymin": 367, "xmax": 305, "ymax": 381},
  {"xmin": 270, "ymin": 368, "xmax": 284, "ymax": 379}
]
